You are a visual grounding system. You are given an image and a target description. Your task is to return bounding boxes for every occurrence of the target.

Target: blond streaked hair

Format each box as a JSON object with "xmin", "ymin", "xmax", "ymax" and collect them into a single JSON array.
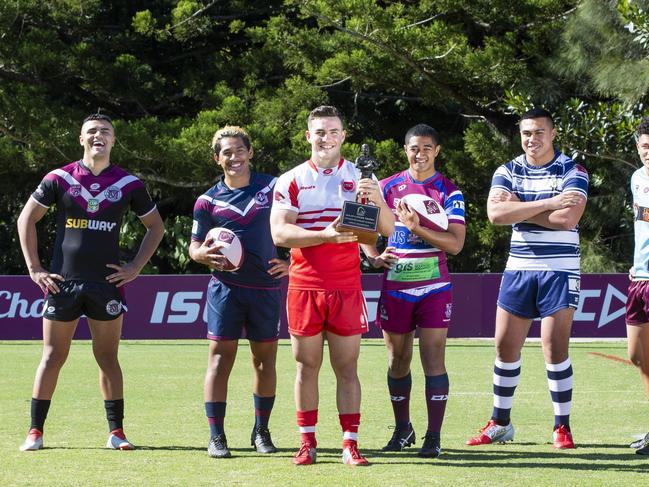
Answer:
[{"xmin": 211, "ymin": 125, "xmax": 251, "ymax": 154}]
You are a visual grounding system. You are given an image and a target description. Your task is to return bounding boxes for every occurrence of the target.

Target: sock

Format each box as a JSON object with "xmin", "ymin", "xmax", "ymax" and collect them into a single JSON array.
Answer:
[
  {"xmin": 425, "ymin": 373, "xmax": 449, "ymax": 435},
  {"xmin": 387, "ymin": 372, "xmax": 412, "ymax": 429},
  {"xmin": 339, "ymin": 412, "xmax": 361, "ymax": 449},
  {"xmin": 297, "ymin": 409, "xmax": 317, "ymax": 447},
  {"xmin": 30, "ymin": 398, "xmax": 51, "ymax": 432},
  {"xmin": 491, "ymin": 358, "xmax": 521, "ymax": 426},
  {"xmin": 253, "ymin": 394, "xmax": 275, "ymax": 429},
  {"xmin": 546, "ymin": 358, "xmax": 573, "ymax": 430},
  {"xmin": 104, "ymin": 399, "xmax": 124, "ymax": 432},
  {"xmin": 205, "ymin": 401, "xmax": 226, "ymax": 437}
]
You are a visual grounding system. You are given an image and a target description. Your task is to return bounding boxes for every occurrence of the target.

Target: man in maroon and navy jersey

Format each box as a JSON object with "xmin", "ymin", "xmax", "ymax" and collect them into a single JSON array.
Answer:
[{"xmin": 17, "ymin": 114, "xmax": 164, "ymax": 452}]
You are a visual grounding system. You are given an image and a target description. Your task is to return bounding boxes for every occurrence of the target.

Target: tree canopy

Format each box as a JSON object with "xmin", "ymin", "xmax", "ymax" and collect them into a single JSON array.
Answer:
[{"xmin": 1, "ymin": 0, "xmax": 647, "ymax": 275}]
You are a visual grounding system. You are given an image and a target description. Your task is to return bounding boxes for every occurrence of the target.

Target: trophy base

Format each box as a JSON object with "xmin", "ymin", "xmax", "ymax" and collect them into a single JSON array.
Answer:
[{"xmin": 335, "ymin": 224, "xmax": 379, "ymax": 245}]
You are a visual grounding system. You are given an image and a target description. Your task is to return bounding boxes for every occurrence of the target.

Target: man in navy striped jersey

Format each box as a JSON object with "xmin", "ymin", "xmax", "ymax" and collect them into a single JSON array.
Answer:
[{"xmin": 466, "ymin": 108, "xmax": 588, "ymax": 449}]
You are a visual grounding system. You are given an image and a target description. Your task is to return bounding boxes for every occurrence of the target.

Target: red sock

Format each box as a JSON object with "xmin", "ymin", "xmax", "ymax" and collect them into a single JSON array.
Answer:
[
  {"xmin": 296, "ymin": 409, "xmax": 318, "ymax": 447},
  {"xmin": 339, "ymin": 413, "xmax": 360, "ymax": 449}
]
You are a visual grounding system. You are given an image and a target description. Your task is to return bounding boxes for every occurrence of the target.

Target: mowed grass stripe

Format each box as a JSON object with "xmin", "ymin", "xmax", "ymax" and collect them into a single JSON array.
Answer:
[{"xmin": 1, "ymin": 339, "xmax": 648, "ymax": 486}]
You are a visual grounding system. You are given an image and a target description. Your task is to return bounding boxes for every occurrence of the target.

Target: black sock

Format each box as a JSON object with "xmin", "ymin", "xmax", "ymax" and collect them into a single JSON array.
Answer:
[
  {"xmin": 104, "ymin": 399, "xmax": 124, "ymax": 432},
  {"xmin": 30, "ymin": 398, "xmax": 51, "ymax": 432}
]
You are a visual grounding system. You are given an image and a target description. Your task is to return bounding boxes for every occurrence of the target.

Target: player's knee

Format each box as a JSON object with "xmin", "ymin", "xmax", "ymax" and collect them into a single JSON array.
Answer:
[
  {"xmin": 387, "ymin": 355, "xmax": 411, "ymax": 377},
  {"xmin": 40, "ymin": 349, "xmax": 68, "ymax": 370}
]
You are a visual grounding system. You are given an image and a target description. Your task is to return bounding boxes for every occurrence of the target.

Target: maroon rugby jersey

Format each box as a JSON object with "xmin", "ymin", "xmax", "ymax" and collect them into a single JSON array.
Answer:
[{"xmin": 31, "ymin": 160, "xmax": 156, "ymax": 281}]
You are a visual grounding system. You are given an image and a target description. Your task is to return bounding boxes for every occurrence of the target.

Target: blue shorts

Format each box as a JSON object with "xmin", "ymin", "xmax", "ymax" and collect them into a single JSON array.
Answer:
[
  {"xmin": 206, "ymin": 278, "xmax": 280, "ymax": 342},
  {"xmin": 497, "ymin": 270, "xmax": 580, "ymax": 319},
  {"xmin": 43, "ymin": 280, "xmax": 127, "ymax": 322}
]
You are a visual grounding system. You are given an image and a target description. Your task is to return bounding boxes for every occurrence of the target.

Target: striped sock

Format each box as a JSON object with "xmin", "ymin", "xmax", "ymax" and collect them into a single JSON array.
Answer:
[
  {"xmin": 491, "ymin": 358, "xmax": 521, "ymax": 426},
  {"xmin": 546, "ymin": 358, "xmax": 573, "ymax": 429},
  {"xmin": 339, "ymin": 413, "xmax": 360, "ymax": 449},
  {"xmin": 205, "ymin": 401, "xmax": 226, "ymax": 437},
  {"xmin": 297, "ymin": 409, "xmax": 317, "ymax": 447},
  {"xmin": 253, "ymin": 394, "xmax": 275, "ymax": 428}
]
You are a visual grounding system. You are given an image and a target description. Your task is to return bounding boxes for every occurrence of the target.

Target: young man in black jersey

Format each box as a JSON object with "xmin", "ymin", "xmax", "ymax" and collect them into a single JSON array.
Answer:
[{"xmin": 16, "ymin": 114, "xmax": 164, "ymax": 451}]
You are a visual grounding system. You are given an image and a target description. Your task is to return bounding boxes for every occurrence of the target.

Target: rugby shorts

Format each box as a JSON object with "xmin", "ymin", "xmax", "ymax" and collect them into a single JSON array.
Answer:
[
  {"xmin": 286, "ymin": 289, "xmax": 368, "ymax": 337},
  {"xmin": 497, "ymin": 270, "xmax": 580, "ymax": 320},
  {"xmin": 206, "ymin": 278, "xmax": 280, "ymax": 342},
  {"xmin": 377, "ymin": 287, "xmax": 452, "ymax": 333},
  {"xmin": 626, "ymin": 280, "xmax": 649, "ymax": 326},
  {"xmin": 43, "ymin": 280, "xmax": 126, "ymax": 322}
]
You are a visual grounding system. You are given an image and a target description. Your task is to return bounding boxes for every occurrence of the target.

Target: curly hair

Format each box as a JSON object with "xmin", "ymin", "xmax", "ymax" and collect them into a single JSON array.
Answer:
[{"xmin": 211, "ymin": 125, "xmax": 251, "ymax": 154}]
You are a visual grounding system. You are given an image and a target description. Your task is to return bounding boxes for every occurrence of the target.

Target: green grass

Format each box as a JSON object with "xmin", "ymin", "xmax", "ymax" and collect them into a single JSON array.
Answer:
[{"xmin": 2, "ymin": 339, "xmax": 648, "ymax": 486}]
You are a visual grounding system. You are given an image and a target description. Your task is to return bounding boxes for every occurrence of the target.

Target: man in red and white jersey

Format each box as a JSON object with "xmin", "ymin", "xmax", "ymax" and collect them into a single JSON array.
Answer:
[{"xmin": 270, "ymin": 106, "xmax": 394, "ymax": 466}]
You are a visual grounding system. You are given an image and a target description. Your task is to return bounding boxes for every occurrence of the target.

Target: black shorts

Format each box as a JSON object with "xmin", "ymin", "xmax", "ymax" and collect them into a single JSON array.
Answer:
[{"xmin": 43, "ymin": 280, "xmax": 127, "ymax": 322}]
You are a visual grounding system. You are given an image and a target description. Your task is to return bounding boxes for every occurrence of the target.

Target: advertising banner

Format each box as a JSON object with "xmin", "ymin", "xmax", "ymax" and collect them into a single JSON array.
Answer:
[{"xmin": 0, "ymin": 274, "xmax": 629, "ymax": 340}]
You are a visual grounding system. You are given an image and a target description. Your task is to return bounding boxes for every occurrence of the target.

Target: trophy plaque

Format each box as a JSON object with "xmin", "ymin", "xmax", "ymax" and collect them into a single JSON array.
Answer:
[{"xmin": 336, "ymin": 144, "xmax": 381, "ymax": 245}]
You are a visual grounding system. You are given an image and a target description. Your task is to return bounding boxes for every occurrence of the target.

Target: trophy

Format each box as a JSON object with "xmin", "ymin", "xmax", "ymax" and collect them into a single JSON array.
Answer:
[{"xmin": 336, "ymin": 144, "xmax": 381, "ymax": 245}]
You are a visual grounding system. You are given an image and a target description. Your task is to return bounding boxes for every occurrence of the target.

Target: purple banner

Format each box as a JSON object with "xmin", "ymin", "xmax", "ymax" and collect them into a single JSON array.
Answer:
[{"xmin": 0, "ymin": 274, "xmax": 629, "ymax": 340}]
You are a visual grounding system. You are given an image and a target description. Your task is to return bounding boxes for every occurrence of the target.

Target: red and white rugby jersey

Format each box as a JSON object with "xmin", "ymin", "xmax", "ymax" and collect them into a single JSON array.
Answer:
[{"xmin": 273, "ymin": 159, "xmax": 362, "ymax": 291}]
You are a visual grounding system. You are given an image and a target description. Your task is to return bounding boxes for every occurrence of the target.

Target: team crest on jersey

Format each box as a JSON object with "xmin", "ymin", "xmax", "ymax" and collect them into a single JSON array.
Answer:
[
  {"xmin": 87, "ymin": 199, "xmax": 99, "ymax": 213},
  {"xmin": 255, "ymin": 191, "xmax": 268, "ymax": 206},
  {"xmin": 424, "ymin": 200, "xmax": 441, "ymax": 214},
  {"xmin": 444, "ymin": 303, "xmax": 452, "ymax": 320},
  {"xmin": 104, "ymin": 186, "xmax": 122, "ymax": 202},
  {"xmin": 90, "ymin": 183, "xmax": 101, "ymax": 191},
  {"xmin": 342, "ymin": 181, "xmax": 356, "ymax": 192},
  {"xmin": 68, "ymin": 185, "xmax": 82, "ymax": 197},
  {"xmin": 106, "ymin": 300, "xmax": 122, "ymax": 316}
]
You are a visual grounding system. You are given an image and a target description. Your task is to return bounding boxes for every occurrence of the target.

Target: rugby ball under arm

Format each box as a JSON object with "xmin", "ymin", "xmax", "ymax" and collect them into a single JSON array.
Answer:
[
  {"xmin": 400, "ymin": 193, "xmax": 449, "ymax": 231},
  {"xmin": 205, "ymin": 227, "xmax": 244, "ymax": 271}
]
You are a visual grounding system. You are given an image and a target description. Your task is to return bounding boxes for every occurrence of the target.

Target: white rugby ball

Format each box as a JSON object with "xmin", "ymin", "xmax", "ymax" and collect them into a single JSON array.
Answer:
[
  {"xmin": 400, "ymin": 193, "xmax": 448, "ymax": 231},
  {"xmin": 205, "ymin": 227, "xmax": 244, "ymax": 271}
]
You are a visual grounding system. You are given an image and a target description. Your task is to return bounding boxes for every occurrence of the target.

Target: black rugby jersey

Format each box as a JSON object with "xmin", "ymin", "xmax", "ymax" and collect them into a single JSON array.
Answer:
[{"xmin": 32, "ymin": 160, "xmax": 156, "ymax": 281}]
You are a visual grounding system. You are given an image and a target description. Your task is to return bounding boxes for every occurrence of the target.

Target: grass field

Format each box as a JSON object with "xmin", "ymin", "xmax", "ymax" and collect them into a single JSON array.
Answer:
[{"xmin": 2, "ymin": 339, "xmax": 648, "ymax": 486}]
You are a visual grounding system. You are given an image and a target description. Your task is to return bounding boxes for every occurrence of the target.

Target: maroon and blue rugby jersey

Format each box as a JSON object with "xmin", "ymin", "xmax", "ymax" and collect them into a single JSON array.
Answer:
[
  {"xmin": 191, "ymin": 172, "xmax": 279, "ymax": 289},
  {"xmin": 31, "ymin": 160, "xmax": 156, "ymax": 281}
]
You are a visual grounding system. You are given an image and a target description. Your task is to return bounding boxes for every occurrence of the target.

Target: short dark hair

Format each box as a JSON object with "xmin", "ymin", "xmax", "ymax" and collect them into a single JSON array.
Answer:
[
  {"xmin": 637, "ymin": 117, "xmax": 649, "ymax": 138},
  {"xmin": 212, "ymin": 125, "xmax": 251, "ymax": 154},
  {"xmin": 307, "ymin": 105, "xmax": 344, "ymax": 126},
  {"xmin": 519, "ymin": 108, "xmax": 554, "ymax": 127},
  {"xmin": 82, "ymin": 113, "xmax": 113, "ymax": 127},
  {"xmin": 404, "ymin": 124, "xmax": 440, "ymax": 146}
]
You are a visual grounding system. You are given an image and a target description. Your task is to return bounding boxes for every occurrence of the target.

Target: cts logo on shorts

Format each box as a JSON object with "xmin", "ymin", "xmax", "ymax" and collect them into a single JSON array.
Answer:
[
  {"xmin": 68, "ymin": 185, "xmax": 82, "ymax": 197},
  {"xmin": 47, "ymin": 306, "xmax": 55, "ymax": 314},
  {"xmin": 444, "ymin": 303, "xmax": 452, "ymax": 320},
  {"xmin": 104, "ymin": 186, "xmax": 122, "ymax": 202},
  {"xmin": 87, "ymin": 199, "xmax": 99, "ymax": 213},
  {"xmin": 66, "ymin": 218, "xmax": 117, "ymax": 232},
  {"xmin": 106, "ymin": 300, "xmax": 122, "ymax": 316},
  {"xmin": 255, "ymin": 191, "xmax": 268, "ymax": 206},
  {"xmin": 342, "ymin": 181, "xmax": 355, "ymax": 192}
]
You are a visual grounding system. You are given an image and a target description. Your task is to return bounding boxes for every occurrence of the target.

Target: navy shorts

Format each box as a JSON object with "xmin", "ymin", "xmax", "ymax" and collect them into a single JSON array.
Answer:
[
  {"xmin": 497, "ymin": 270, "xmax": 580, "ymax": 319},
  {"xmin": 206, "ymin": 278, "xmax": 280, "ymax": 342},
  {"xmin": 43, "ymin": 280, "xmax": 127, "ymax": 322}
]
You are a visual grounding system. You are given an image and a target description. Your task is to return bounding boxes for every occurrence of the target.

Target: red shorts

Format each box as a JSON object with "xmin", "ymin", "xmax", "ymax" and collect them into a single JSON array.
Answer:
[
  {"xmin": 378, "ymin": 288, "xmax": 452, "ymax": 333},
  {"xmin": 626, "ymin": 280, "xmax": 649, "ymax": 325},
  {"xmin": 286, "ymin": 289, "xmax": 369, "ymax": 337}
]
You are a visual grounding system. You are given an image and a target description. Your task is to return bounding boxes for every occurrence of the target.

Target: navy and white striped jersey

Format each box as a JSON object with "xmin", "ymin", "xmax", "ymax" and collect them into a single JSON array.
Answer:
[{"xmin": 491, "ymin": 151, "xmax": 589, "ymax": 274}]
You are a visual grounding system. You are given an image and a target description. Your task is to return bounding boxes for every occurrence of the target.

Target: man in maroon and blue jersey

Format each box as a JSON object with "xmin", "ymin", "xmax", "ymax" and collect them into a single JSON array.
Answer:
[
  {"xmin": 364, "ymin": 123, "xmax": 466, "ymax": 459},
  {"xmin": 17, "ymin": 114, "xmax": 164, "ymax": 452},
  {"xmin": 189, "ymin": 126, "xmax": 288, "ymax": 459}
]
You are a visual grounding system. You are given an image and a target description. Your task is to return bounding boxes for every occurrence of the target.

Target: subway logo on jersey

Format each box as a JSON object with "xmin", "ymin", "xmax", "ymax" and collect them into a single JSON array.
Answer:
[{"xmin": 66, "ymin": 218, "xmax": 117, "ymax": 232}]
